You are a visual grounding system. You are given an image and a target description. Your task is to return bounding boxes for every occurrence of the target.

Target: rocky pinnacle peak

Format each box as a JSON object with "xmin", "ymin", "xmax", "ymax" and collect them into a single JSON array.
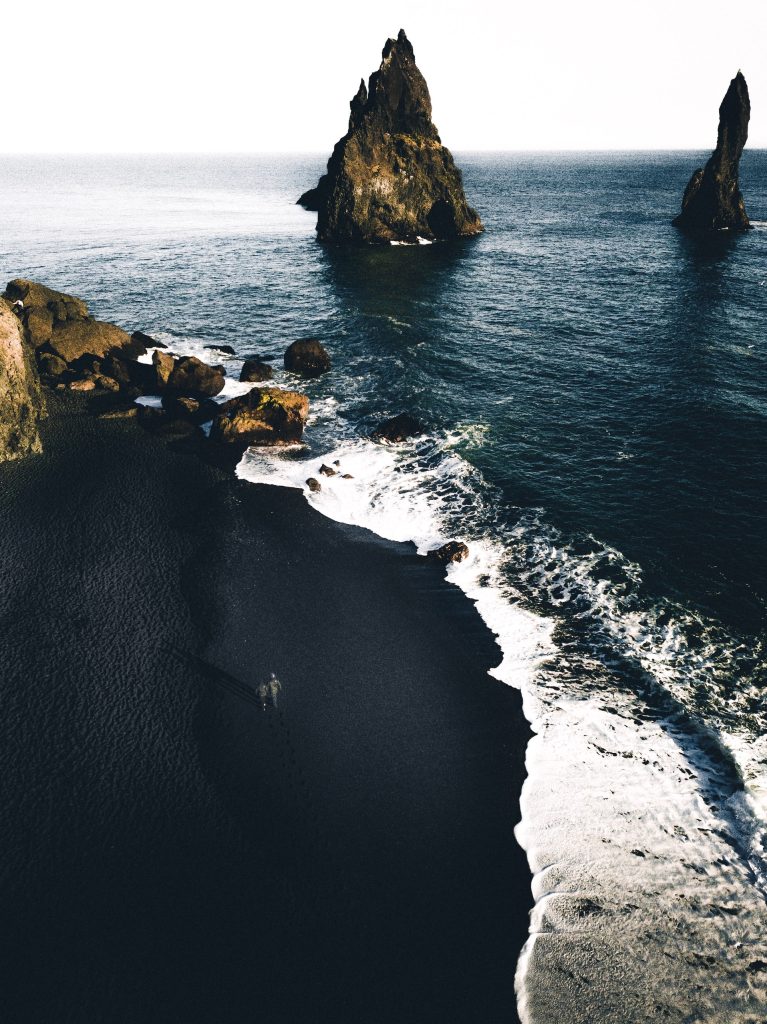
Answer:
[
  {"xmin": 672, "ymin": 70, "xmax": 751, "ymax": 234},
  {"xmin": 297, "ymin": 30, "xmax": 483, "ymax": 244}
]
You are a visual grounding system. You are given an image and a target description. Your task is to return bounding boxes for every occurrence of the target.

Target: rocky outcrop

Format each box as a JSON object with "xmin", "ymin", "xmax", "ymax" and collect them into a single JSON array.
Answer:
[
  {"xmin": 209, "ymin": 388, "xmax": 309, "ymax": 447},
  {"xmin": 0, "ymin": 300, "xmax": 44, "ymax": 461},
  {"xmin": 673, "ymin": 72, "xmax": 751, "ymax": 234},
  {"xmin": 3, "ymin": 279, "xmax": 145, "ymax": 364},
  {"xmin": 371, "ymin": 413, "xmax": 424, "ymax": 443},
  {"xmin": 284, "ymin": 339, "xmax": 331, "ymax": 377},
  {"xmin": 298, "ymin": 30, "xmax": 483, "ymax": 244}
]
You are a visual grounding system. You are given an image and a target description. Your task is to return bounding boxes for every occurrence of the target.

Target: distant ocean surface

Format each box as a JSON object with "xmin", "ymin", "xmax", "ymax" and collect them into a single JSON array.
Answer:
[{"xmin": 2, "ymin": 152, "xmax": 766, "ymax": 1022}]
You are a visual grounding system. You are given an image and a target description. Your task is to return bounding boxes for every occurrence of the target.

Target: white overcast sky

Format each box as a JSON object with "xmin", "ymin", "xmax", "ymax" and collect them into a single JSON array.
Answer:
[{"xmin": 3, "ymin": 0, "xmax": 765, "ymax": 152}]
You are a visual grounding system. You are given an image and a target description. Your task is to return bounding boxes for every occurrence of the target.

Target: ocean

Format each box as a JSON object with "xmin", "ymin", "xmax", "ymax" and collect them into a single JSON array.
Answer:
[{"xmin": 1, "ymin": 152, "xmax": 766, "ymax": 1022}]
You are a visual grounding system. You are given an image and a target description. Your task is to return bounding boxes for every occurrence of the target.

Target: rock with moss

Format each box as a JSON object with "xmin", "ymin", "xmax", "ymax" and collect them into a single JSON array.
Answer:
[
  {"xmin": 673, "ymin": 72, "xmax": 751, "ymax": 234},
  {"xmin": 0, "ymin": 299, "xmax": 44, "ymax": 461},
  {"xmin": 299, "ymin": 30, "xmax": 483, "ymax": 244},
  {"xmin": 210, "ymin": 387, "xmax": 309, "ymax": 447}
]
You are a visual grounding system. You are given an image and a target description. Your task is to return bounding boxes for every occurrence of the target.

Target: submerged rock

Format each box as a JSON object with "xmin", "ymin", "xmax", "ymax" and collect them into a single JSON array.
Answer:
[
  {"xmin": 298, "ymin": 30, "xmax": 483, "ymax": 244},
  {"xmin": 284, "ymin": 338, "xmax": 331, "ymax": 377},
  {"xmin": 371, "ymin": 413, "xmax": 424, "ymax": 443},
  {"xmin": 427, "ymin": 541, "xmax": 469, "ymax": 565},
  {"xmin": 209, "ymin": 387, "xmax": 309, "ymax": 446},
  {"xmin": 0, "ymin": 299, "xmax": 44, "ymax": 461},
  {"xmin": 673, "ymin": 72, "xmax": 751, "ymax": 234}
]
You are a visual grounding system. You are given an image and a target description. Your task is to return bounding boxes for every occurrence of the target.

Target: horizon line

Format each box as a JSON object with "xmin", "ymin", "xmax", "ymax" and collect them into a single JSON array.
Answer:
[{"xmin": 2, "ymin": 147, "xmax": 767, "ymax": 157}]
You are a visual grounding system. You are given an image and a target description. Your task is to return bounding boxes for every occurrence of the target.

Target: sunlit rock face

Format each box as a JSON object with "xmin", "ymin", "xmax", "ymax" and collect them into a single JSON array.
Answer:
[
  {"xmin": 298, "ymin": 29, "xmax": 483, "ymax": 245},
  {"xmin": 673, "ymin": 72, "xmax": 751, "ymax": 234},
  {"xmin": 0, "ymin": 300, "xmax": 44, "ymax": 461}
]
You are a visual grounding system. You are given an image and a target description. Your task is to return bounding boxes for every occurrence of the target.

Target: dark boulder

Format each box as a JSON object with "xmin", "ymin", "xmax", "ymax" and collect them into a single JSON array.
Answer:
[
  {"xmin": 209, "ymin": 387, "xmax": 309, "ymax": 447},
  {"xmin": 100, "ymin": 354, "xmax": 134, "ymax": 388},
  {"xmin": 204, "ymin": 343, "xmax": 236, "ymax": 356},
  {"xmin": 306, "ymin": 477, "xmax": 322, "ymax": 493},
  {"xmin": 371, "ymin": 413, "xmax": 425, "ymax": 443},
  {"xmin": 132, "ymin": 330, "xmax": 166, "ymax": 350},
  {"xmin": 426, "ymin": 541, "xmax": 469, "ymax": 565},
  {"xmin": 298, "ymin": 30, "xmax": 483, "ymax": 244},
  {"xmin": 166, "ymin": 355, "xmax": 225, "ymax": 398},
  {"xmin": 284, "ymin": 338, "xmax": 331, "ymax": 377},
  {"xmin": 319, "ymin": 464, "xmax": 336, "ymax": 477},
  {"xmin": 673, "ymin": 72, "xmax": 751, "ymax": 234},
  {"xmin": 37, "ymin": 352, "xmax": 68, "ymax": 379},
  {"xmin": 239, "ymin": 358, "xmax": 273, "ymax": 383}
]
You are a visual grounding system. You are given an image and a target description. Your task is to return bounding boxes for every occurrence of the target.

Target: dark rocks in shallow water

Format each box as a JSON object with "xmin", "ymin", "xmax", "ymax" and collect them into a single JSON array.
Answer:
[
  {"xmin": 239, "ymin": 358, "xmax": 273, "ymax": 383},
  {"xmin": 299, "ymin": 29, "xmax": 483, "ymax": 244},
  {"xmin": 284, "ymin": 338, "xmax": 331, "ymax": 377},
  {"xmin": 166, "ymin": 355, "xmax": 225, "ymax": 398},
  {"xmin": 0, "ymin": 299, "xmax": 44, "ymax": 461},
  {"xmin": 673, "ymin": 72, "xmax": 751, "ymax": 234},
  {"xmin": 204, "ymin": 343, "xmax": 236, "ymax": 355},
  {"xmin": 306, "ymin": 477, "xmax": 322, "ymax": 493},
  {"xmin": 319, "ymin": 464, "xmax": 336, "ymax": 477},
  {"xmin": 427, "ymin": 541, "xmax": 469, "ymax": 565},
  {"xmin": 371, "ymin": 413, "xmax": 425, "ymax": 443},
  {"xmin": 209, "ymin": 387, "xmax": 309, "ymax": 447}
]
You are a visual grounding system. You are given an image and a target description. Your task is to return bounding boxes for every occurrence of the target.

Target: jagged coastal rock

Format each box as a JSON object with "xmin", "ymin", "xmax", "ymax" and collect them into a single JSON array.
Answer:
[
  {"xmin": 673, "ymin": 72, "xmax": 751, "ymax": 234},
  {"xmin": 210, "ymin": 389, "xmax": 309, "ymax": 447},
  {"xmin": 0, "ymin": 300, "xmax": 44, "ymax": 461},
  {"xmin": 4, "ymin": 279, "xmax": 311, "ymax": 448},
  {"xmin": 298, "ymin": 30, "xmax": 483, "ymax": 244},
  {"xmin": 4, "ymin": 279, "xmax": 145, "ymax": 363}
]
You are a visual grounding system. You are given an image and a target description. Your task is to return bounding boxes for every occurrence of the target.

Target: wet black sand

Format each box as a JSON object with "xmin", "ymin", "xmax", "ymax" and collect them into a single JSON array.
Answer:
[{"xmin": 0, "ymin": 394, "xmax": 532, "ymax": 1024}]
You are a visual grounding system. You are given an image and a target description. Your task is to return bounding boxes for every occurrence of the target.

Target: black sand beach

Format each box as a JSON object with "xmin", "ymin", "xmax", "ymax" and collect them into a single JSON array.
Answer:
[{"xmin": 0, "ymin": 394, "xmax": 532, "ymax": 1024}]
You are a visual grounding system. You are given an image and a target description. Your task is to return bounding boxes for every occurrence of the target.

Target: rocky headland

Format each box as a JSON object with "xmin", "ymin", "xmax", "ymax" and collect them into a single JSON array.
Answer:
[
  {"xmin": 298, "ymin": 30, "xmax": 483, "ymax": 245},
  {"xmin": 0, "ymin": 298, "xmax": 45, "ymax": 462},
  {"xmin": 673, "ymin": 72, "xmax": 751, "ymax": 234},
  {"xmin": 1, "ymin": 279, "xmax": 311, "ymax": 450}
]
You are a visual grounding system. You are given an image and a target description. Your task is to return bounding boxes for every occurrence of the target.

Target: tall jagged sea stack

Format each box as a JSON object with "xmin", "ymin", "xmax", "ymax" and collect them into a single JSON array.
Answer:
[
  {"xmin": 673, "ymin": 72, "xmax": 751, "ymax": 234},
  {"xmin": 299, "ymin": 30, "xmax": 483, "ymax": 244}
]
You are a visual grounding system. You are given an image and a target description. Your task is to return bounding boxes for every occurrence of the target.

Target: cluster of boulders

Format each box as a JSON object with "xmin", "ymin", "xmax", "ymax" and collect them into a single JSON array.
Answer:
[
  {"xmin": 1, "ymin": 279, "xmax": 329, "ymax": 449},
  {"xmin": 1, "ymin": 277, "xmax": 471, "ymax": 562}
]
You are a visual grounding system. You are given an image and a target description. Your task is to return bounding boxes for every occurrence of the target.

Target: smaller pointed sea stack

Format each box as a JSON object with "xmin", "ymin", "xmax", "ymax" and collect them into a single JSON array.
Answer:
[
  {"xmin": 299, "ymin": 30, "xmax": 483, "ymax": 244},
  {"xmin": 673, "ymin": 72, "xmax": 751, "ymax": 234}
]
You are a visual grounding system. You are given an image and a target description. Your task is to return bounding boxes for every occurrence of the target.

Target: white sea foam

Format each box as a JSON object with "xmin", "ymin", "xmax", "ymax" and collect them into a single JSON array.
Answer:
[
  {"xmin": 236, "ymin": 420, "xmax": 767, "ymax": 1023},
  {"xmin": 140, "ymin": 326, "xmax": 767, "ymax": 1021}
]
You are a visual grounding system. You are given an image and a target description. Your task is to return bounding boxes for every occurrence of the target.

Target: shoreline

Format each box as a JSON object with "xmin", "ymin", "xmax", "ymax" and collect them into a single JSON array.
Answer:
[{"xmin": 0, "ymin": 392, "xmax": 533, "ymax": 1024}]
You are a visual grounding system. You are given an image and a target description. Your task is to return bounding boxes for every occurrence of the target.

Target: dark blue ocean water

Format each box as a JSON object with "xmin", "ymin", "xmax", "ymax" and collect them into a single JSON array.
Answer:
[{"xmin": 2, "ymin": 152, "xmax": 766, "ymax": 1021}]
